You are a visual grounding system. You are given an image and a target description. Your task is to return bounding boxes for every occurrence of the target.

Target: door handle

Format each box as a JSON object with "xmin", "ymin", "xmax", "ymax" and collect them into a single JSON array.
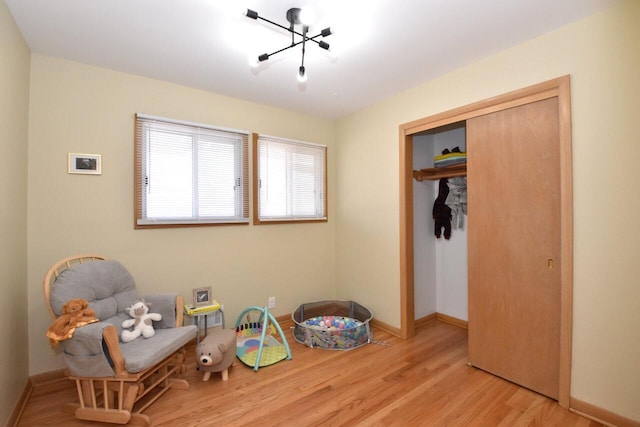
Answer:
[{"xmin": 548, "ymin": 258, "xmax": 554, "ymax": 269}]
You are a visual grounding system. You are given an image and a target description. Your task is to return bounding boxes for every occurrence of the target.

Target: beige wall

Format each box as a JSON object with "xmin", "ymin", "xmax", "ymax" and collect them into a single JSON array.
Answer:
[
  {"xmin": 0, "ymin": 0, "xmax": 30, "ymax": 424},
  {"xmin": 335, "ymin": 0, "xmax": 639, "ymax": 421},
  {"xmin": 27, "ymin": 55, "xmax": 337, "ymax": 375},
  {"xmin": 11, "ymin": 0, "xmax": 639, "ymax": 423}
]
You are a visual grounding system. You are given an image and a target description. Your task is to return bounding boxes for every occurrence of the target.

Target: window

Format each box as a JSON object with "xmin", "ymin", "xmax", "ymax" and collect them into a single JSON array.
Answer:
[
  {"xmin": 135, "ymin": 114, "xmax": 249, "ymax": 227},
  {"xmin": 254, "ymin": 134, "xmax": 327, "ymax": 224}
]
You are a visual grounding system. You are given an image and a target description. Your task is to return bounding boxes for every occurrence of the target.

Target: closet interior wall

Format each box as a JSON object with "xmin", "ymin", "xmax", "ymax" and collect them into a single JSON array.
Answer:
[{"xmin": 412, "ymin": 126, "xmax": 468, "ymax": 322}]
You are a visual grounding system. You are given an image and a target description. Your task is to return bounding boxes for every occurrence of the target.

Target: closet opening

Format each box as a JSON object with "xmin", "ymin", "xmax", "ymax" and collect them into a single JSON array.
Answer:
[{"xmin": 411, "ymin": 122, "xmax": 468, "ymax": 330}]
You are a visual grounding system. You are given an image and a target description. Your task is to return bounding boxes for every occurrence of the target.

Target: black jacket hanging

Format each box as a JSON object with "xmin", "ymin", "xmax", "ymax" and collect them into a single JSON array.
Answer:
[{"xmin": 433, "ymin": 178, "xmax": 452, "ymax": 239}]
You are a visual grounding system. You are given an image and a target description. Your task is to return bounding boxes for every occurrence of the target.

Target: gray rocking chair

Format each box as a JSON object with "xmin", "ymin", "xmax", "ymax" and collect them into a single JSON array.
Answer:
[{"xmin": 43, "ymin": 254, "xmax": 197, "ymax": 426}]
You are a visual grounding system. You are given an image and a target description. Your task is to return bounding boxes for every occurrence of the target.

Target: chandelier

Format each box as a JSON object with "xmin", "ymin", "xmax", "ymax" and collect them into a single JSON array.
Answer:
[{"xmin": 244, "ymin": 7, "xmax": 333, "ymax": 82}]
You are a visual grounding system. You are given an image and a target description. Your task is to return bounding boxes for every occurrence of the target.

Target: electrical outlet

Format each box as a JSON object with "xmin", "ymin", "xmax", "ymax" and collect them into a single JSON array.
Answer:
[{"xmin": 268, "ymin": 296, "xmax": 276, "ymax": 309}]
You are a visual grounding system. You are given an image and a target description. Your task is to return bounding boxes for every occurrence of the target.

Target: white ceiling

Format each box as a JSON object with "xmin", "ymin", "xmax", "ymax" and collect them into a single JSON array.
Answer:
[{"xmin": 6, "ymin": 0, "xmax": 618, "ymax": 119}]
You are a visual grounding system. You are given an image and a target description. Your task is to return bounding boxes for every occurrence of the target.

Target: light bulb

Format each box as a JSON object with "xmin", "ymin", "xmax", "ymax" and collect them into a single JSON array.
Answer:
[{"xmin": 299, "ymin": 7, "xmax": 317, "ymax": 26}]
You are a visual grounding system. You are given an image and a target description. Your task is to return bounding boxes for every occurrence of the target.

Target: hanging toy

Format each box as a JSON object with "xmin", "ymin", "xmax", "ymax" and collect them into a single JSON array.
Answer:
[{"xmin": 433, "ymin": 178, "xmax": 452, "ymax": 239}]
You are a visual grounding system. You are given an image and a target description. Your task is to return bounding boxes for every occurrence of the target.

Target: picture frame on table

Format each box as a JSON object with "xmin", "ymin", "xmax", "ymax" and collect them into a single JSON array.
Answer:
[{"xmin": 193, "ymin": 286, "xmax": 212, "ymax": 307}]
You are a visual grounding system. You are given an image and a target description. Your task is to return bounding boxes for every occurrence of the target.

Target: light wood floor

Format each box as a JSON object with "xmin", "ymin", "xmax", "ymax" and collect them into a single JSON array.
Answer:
[{"xmin": 19, "ymin": 321, "xmax": 603, "ymax": 426}]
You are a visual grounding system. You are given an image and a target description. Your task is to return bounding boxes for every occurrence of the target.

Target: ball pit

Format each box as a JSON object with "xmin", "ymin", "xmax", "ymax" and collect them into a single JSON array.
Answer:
[{"xmin": 292, "ymin": 300, "xmax": 373, "ymax": 350}]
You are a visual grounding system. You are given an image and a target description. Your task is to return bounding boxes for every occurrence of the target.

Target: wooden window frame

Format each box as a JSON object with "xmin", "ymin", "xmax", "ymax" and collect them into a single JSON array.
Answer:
[
  {"xmin": 252, "ymin": 133, "xmax": 328, "ymax": 225},
  {"xmin": 134, "ymin": 114, "xmax": 249, "ymax": 229}
]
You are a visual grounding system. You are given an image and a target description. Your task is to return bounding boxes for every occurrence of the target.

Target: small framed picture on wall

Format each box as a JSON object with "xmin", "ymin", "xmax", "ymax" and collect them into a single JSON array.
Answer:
[
  {"xmin": 193, "ymin": 286, "xmax": 212, "ymax": 307},
  {"xmin": 68, "ymin": 153, "xmax": 102, "ymax": 175}
]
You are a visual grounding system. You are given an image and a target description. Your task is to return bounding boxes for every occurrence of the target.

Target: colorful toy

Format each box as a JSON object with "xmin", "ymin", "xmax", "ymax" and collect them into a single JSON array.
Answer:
[
  {"xmin": 235, "ymin": 306, "xmax": 292, "ymax": 371},
  {"xmin": 196, "ymin": 329, "xmax": 236, "ymax": 381},
  {"xmin": 292, "ymin": 300, "xmax": 373, "ymax": 350}
]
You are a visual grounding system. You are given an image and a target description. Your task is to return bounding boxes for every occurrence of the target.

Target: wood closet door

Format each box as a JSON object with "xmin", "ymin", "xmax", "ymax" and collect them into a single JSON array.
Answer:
[{"xmin": 467, "ymin": 97, "xmax": 561, "ymax": 400}]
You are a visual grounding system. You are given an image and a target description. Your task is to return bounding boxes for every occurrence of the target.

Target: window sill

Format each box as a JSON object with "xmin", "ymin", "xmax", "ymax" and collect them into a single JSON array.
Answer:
[
  {"xmin": 136, "ymin": 218, "xmax": 250, "ymax": 229},
  {"xmin": 254, "ymin": 217, "xmax": 328, "ymax": 225}
]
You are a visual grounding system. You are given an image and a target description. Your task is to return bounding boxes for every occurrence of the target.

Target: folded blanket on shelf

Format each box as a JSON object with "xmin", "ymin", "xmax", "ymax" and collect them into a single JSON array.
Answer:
[
  {"xmin": 434, "ymin": 151, "xmax": 467, "ymax": 162},
  {"xmin": 434, "ymin": 157, "xmax": 467, "ymax": 168},
  {"xmin": 433, "ymin": 150, "xmax": 466, "ymax": 168}
]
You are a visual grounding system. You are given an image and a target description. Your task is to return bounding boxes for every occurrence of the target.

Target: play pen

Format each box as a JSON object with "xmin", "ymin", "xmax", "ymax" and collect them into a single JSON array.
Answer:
[{"xmin": 291, "ymin": 300, "xmax": 373, "ymax": 350}]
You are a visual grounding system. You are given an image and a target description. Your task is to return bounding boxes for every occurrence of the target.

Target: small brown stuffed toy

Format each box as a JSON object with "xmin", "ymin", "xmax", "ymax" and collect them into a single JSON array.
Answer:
[{"xmin": 46, "ymin": 298, "xmax": 99, "ymax": 347}]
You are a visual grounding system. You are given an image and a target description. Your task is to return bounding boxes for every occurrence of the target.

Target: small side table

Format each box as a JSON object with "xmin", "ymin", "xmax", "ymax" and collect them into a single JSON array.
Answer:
[{"xmin": 185, "ymin": 306, "xmax": 225, "ymax": 346}]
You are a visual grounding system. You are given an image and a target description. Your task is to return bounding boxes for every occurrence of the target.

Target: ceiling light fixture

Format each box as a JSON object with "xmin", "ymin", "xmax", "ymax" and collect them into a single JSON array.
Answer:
[{"xmin": 245, "ymin": 7, "xmax": 333, "ymax": 83}]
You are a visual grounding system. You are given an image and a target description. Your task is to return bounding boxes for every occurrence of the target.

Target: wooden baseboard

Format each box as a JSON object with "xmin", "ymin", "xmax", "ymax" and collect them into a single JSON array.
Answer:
[
  {"xmin": 570, "ymin": 397, "xmax": 640, "ymax": 427},
  {"xmin": 415, "ymin": 312, "xmax": 468, "ymax": 330},
  {"xmin": 275, "ymin": 313, "xmax": 294, "ymax": 330},
  {"xmin": 9, "ymin": 369, "xmax": 68, "ymax": 426},
  {"xmin": 436, "ymin": 313, "xmax": 468, "ymax": 329},
  {"xmin": 29, "ymin": 368, "xmax": 67, "ymax": 386},
  {"xmin": 414, "ymin": 313, "xmax": 438, "ymax": 329},
  {"xmin": 7, "ymin": 379, "xmax": 33, "ymax": 427},
  {"xmin": 371, "ymin": 318, "xmax": 401, "ymax": 337}
]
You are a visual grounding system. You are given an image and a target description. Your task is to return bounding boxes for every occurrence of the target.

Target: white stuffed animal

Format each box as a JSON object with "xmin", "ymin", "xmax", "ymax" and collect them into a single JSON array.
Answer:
[{"xmin": 121, "ymin": 300, "xmax": 162, "ymax": 343}]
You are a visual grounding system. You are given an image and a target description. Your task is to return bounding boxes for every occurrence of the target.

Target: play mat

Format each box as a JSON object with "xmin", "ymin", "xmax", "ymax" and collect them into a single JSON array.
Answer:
[{"xmin": 235, "ymin": 306, "xmax": 292, "ymax": 371}]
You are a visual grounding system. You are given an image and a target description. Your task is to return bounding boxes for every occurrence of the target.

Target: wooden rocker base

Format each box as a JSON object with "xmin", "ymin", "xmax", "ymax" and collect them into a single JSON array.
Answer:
[
  {"xmin": 65, "ymin": 348, "xmax": 189, "ymax": 426},
  {"xmin": 66, "ymin": 403, "xmax": 153, "ymax": 427}
]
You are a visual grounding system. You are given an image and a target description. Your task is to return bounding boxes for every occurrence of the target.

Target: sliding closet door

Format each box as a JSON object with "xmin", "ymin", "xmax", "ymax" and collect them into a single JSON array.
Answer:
[{"xmin": 467, "ymin": 97, "xmax": 561, "ymax": 400}]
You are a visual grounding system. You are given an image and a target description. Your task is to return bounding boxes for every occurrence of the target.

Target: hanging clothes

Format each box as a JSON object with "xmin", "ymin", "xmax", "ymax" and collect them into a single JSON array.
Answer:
[
  {"xmin": 445, "ymin": 176, "xmax": 467, "ymax": 230},
  {"xmin": 433, "ymin": 178, "xmax": 452, "ymax": 239}
]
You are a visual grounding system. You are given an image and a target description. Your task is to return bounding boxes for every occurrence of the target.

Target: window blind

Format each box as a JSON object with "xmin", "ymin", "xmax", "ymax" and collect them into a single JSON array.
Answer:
[
  {"xmin": 135, "ymin": 114, "xmax": 249, "ymax": 227},
  {"xmin": 255, "ymin": 134, "xmax": 327, "ymax": 222}
]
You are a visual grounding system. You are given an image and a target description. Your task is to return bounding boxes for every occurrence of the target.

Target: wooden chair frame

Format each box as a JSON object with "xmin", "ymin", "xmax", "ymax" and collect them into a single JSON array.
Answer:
[{"xmin": 43, "ymin": 254, "xmax": 190, "ymax": 426}]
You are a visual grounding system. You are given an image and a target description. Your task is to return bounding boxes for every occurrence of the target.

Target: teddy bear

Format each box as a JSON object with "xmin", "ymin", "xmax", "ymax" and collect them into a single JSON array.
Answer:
[
  {"xmin": 121, "ymin": 300, "xmax": 162, "ymax": 343},
  {"xmin": 46, "ymin": 298, "xmax": 99, "ymax": 347},
  {"xmin": 196, "ymin": 329, "xmax": 236, "ymax": 381}
]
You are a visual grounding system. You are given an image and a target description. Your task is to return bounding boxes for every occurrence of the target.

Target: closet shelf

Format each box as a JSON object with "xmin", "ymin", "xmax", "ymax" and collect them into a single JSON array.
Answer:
[{"xmin": 413, "ymin": 163, "xmax": 467, "ymax": 181}]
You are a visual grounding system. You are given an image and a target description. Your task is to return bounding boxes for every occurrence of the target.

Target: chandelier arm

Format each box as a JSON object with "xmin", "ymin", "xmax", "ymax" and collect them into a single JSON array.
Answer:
[
  {"xmin": 256, "ymin": 16, "xmax": 294, "ymax": 35},
  {"xmin": 301, "ymin": 26, "xmax": 308, "ymax": 68},
  {"xmin": 261, "ymin": 33, "xmax": 326, "ymax": 60},
  {"xmin": 264, "ymin": 43, "xmax": 298, "ymax": 59},
  {"xmin": 255, "ymin": 16, "xmax": 329, "ymax": 46}
]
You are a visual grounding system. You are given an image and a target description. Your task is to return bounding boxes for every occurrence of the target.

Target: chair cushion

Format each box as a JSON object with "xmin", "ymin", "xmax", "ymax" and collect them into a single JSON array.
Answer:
[
  {"xmin": 50, "ymin": 260, "xmax": 140, "ymax": 320},
  {"xmin": 62, "ymin": 322, "xmax": 197, "ymax": 376},
  {"xmin": 121, "ymin": 325, "xmax": 197, "ymax": 373}
]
